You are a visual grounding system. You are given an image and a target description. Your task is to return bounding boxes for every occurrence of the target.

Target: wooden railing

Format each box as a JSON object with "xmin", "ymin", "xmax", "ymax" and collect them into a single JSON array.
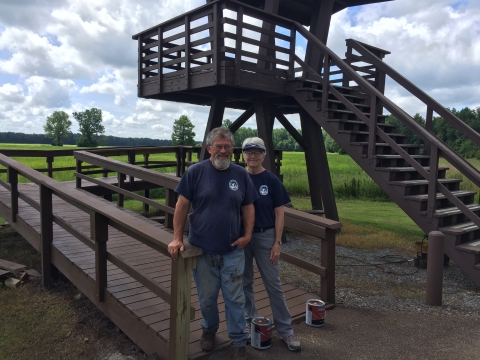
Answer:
[
  {"xmin": 74, "ymin": 150, "xmax": 341, "ymax": 306},
  {"xmin": 0, "ymin": 153, "xmax": 202, "ymax": 360},
  {"xmin": 292, "ymin": 23, "xmax": 480, "ymax": 232}
]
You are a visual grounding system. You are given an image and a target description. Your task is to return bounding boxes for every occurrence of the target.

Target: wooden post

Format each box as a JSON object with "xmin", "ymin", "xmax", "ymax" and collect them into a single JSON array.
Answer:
[
  {"xmin": 321, "ymin": 228, "xmax": 335, "ymax": 305},
  {"xmin": 169, "ymin": 256, "xmax": 194, "ymax": 360},
  {"xmin": 199, "ymin": 95, "xmax": 226, "ymax": 160},
  {"xmin": 300, "ymin": 111, "xmax": 339, "ymax": 221},
  {"xmin": 91, "ymin": 212, "xmax": 108, "ymax": 302},
  {"xmin": 76, "ymin": 160, "xmax": 82, "ymax": 188},
  {"xmin": 117, "ymin": 173, "xmax": 125, "ymax": 207},
  {"xmin": 175, "ymin": 148, "xmax": 182, "ymax": 177},
  {"xmin": 46, "ymin": 156, "xmax": 54, "ymax": 178},
  {"xmin": 424, "ymin": 106, "xmax": 434, "ymax": 156},
  {"xmin": 426, "ymin": 146, "xmax": 439, "ymax": 224},
  {"xmin": 7, "ymin": 167, "xmax": 18, "ymax": 223},
  {"xmin": 165, "ymin": 189, "xmax": 176, "ymax": 229},
  {"xmin": 368, "ymin": 96, "xmax": 378, "ymax": 165},
  {"xmin": 143, "ymin": 153, "xmax": 150, "ymax": 213},
  {"xmin": 40, "ymin": 184, "xmax": 53, "ymax": 286},
  {"xmin": 128, "ymin": 150, "xmax": 136, "ymax": 185},
  {"xmin": 255, "ymin": 98, "xmax": 276, "ymax": 174}
]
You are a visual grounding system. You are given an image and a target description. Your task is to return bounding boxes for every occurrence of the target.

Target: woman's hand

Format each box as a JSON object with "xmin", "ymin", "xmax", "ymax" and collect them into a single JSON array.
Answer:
[{"xmin": 270, "ymin": 241, "xmax": 281, "ymax": 265}]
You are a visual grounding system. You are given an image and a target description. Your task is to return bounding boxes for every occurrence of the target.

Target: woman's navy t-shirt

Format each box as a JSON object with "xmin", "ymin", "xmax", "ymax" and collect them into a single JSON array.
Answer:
[
  {"xmin": 175, "ymin": 160, "xmax": 258, "ymax": 254},
  {"xmin": 249, "ymin": 170, "xmax": 291, "ymax": 228}
]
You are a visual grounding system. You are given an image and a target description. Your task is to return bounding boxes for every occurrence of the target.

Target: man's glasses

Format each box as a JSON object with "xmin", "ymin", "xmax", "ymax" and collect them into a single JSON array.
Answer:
[
  {"xmin": 243, "ymin": 151, "xmax": 265, "ymax": 157},
  {"xmin": 211, "ymin": 144, "xmax": 233, "ymax": 151}
]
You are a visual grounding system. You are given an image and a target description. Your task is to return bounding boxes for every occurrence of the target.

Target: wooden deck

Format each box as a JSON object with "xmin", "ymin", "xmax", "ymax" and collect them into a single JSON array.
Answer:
[{"xmin": 0, "ymin": 180, "xmax": 318, "ymax": 359}]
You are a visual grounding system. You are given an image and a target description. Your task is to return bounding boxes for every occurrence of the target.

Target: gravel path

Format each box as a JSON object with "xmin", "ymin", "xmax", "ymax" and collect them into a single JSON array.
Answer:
[{"xmin": 280, "ymin": 231, "xmax": 480, "ymax": 317}]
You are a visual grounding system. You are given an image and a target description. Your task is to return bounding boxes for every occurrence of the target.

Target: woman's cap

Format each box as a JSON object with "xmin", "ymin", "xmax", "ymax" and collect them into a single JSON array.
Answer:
[{"xmin": 242, "ymin": 137, "xmax": 266, "ymax": 151}]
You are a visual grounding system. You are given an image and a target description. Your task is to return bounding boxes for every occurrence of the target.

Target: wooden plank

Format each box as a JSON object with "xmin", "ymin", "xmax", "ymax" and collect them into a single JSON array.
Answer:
[{"xmin": 0, "ymin": 258, "xmax": 27, "ymax": 272}]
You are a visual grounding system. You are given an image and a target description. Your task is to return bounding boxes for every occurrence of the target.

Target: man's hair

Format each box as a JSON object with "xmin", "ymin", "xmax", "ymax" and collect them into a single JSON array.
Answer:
[{"xmin": 206, "ymin": 127, "xmax": 234, "ymax": 146}]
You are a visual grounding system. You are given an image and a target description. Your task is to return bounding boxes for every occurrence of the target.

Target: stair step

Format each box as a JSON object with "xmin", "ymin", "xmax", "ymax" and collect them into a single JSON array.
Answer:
[
  {"xmin": 352, "ymin": 143, "xmax": 421, "ymax": 149},
  {"xmin": 455, "ymin": 240, "xmax": 480, "ymax": 254},
  {"xmin": 329, "ymin": 108, "xmax": 387, "ymax": 117},
  {"xmin": 439, "ymin": 222, "xmax": 479, "ymax": 235},
  {"xmin": 297, "ymin": 88, "xmax": 367, "ymax": 101},
  {"xmin": 338, "ymin": 130, "xmax": 407, "ymax": 138},
  {"xmin": 422, "ymin": 203, "xmax": 480, "ymax": 217},
  {"xmin": 327, "ymin": 119, "xmax": 395, "ymax": 128},
  {"xmin": 389, "ymin": 178, "xmax": 461, "ymax": 187},
  {"xmin": 404, "ymin": 190, "xmax": 476, "ymax": 202},
  {"xmin": 375, "ymin": 166, "xmax": 448, "ymax": 173}
]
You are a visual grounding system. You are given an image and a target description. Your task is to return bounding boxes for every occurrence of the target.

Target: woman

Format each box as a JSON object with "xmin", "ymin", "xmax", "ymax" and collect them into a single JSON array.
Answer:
[{"xmin": 242, "ymin": 137, "xmax": 301, "ymax": 352}]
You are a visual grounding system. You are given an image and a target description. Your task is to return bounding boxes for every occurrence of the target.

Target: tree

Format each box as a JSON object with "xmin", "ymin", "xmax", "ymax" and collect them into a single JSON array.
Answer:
[
  {"xmin": 222, "ymin": 119, "xmax": 232, "ymax": 128},
  {"xmin": 171, "ymin": 115, "xmax": 196, "ymax": 146},
  {"xmin": 73, "ymin": 108, "xmax": 105, "ymax": 147},
  {"xmin": 43, "ymin": 111, "xmax": 72, "ymax": 146}
]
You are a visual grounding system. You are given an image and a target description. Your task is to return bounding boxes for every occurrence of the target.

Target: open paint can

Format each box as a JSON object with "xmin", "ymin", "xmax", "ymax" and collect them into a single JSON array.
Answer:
[
  {"xmin": 251, "ymin": 317, "xmax": 272, "ymax": 350},
  {"xmin": 306, "ymin": 299, "xmax": 325, "ymax": 327}
]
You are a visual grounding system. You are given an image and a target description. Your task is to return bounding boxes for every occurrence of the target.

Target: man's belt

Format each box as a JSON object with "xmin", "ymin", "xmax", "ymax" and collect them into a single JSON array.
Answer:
[{"xmin": 253, "ymin": 226, "xmax": 274, "ymax": 233}]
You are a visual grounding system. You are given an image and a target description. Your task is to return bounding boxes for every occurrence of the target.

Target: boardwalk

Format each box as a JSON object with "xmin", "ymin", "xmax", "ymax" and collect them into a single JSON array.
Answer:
[{"xmin": 0, "ymin": 180, "xmax": 319, "ymax": 359}]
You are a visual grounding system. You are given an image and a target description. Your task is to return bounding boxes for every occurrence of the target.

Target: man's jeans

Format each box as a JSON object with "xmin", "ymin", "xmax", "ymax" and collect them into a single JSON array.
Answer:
[{"xmin": 193, "ymin": 247, "xmax": 248, "ymax": 347}]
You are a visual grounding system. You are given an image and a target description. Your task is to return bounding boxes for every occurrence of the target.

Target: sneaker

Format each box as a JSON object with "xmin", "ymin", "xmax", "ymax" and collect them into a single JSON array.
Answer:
[
  {"xmin": 230, "ymin": 346, "xmax": 246, "ymax": 360},
  {"xmin": 283, "ymin": 335, "xmax": 301, "ymax": 352},
  {"xmin": 244, "ymin": 326, "xmax": 251, "ymax": 345},
  {"xmin": 200, "ymin": 330, "xmax": 215, "ymax": 351}
]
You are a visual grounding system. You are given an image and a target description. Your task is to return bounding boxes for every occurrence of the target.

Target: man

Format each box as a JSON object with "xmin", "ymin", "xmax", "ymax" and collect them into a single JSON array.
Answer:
[{"xmin": 168, "ymin": 127, "xmax": 258, "ymax": 359}]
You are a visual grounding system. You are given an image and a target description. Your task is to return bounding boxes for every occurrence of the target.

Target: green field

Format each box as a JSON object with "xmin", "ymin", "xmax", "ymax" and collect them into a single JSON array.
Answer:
[{"xmin": 2, "ymin": 143, "xmax": 479, "ymax": 252}]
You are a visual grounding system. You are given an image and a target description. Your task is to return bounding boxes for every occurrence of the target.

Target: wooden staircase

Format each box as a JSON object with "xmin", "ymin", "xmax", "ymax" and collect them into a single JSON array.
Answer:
[{"xmin": 291, "ymin": 79, "xmax": 480, "ymax": 287}]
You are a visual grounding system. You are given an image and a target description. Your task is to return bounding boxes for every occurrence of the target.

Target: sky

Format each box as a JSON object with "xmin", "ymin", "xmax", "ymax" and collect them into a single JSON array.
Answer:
[{"xmin": 0, "ymin": 0, "xmax": 478, "ymax": 141}]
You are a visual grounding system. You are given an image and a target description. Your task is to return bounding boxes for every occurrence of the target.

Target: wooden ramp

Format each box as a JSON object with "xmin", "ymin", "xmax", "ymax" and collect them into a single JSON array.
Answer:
[{"xmin": 0, "ymin": 181, "xmax": 318, "ymax": 359}]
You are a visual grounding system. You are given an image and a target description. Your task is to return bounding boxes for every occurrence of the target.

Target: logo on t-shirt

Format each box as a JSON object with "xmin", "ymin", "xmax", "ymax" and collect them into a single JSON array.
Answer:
[
  {"xmin": 259, "ymin": 185, "xmax": 268, "ymax": 195},
  {"xmin": 229, "ymin": 179, "xmax": 239, "ymax": 191}
]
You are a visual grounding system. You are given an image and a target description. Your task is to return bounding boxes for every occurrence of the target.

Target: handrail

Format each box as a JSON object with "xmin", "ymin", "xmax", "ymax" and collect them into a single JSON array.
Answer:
[
  {"xmin": 0, "ymin": 153, "xmax": 201, "ymax": 259},
  {"xmin": 347, "ymin": 39, "xmax": 480, "ymax": 148},
  {"xmin": 293, "ymin": 22, "xmax": 480, "ymax": 230}
]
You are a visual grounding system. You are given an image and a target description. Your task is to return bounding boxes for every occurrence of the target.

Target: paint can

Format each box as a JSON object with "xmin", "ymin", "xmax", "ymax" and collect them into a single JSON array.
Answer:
[
  {"xmin": 306, "ymin": 299, "xmax": 325, "ymax": 327},
  {"xmin": 251, "ymin": 317, "xmax": 272, "ymax": 350}
]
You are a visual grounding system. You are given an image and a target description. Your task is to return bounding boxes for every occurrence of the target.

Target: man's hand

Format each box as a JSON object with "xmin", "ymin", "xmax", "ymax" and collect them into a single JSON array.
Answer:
[
  {"xmin": 168, "ymin": 239, "xmax": 185, "ymax": 260},
  {"xmin": 231, "ymin": 236, "xmax": 251, "ymax": 249},
  {"xmin": 270, "ymin": 242, "xmax": 281, "ymax": 265}
]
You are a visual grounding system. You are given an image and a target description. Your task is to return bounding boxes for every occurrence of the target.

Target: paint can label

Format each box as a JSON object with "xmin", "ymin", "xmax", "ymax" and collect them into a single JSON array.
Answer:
[
  {"xmin": 251, "ymin": 317, "xmax": 272, "ymax": 350},
  {"xmin": 306, "ymin": 299, "xmax": 325, "ymax": 327}
]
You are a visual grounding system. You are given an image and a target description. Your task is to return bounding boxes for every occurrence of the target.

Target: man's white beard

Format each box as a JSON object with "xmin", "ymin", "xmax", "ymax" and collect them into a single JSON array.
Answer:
[{"xmin": 214, "ymin": 156, "xmax": 231, "ymax": 169}]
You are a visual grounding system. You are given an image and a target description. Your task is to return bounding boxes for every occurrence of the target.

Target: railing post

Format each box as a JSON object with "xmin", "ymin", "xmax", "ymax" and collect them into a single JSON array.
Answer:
[
  {"xmin": 321, "ymin": 54, "xmax": 330, "ymax": 117},
  {"xmin": 7, "ymin": 167, "xmax": 18, "ymax": 223},
  {"xmin": 169, "ymin": 256, "xmax": 194, "ymax": 360},
  {"xmin": 143, "ymin": 153, "xmax": 150, "ymax": 212},
  {"xmin": 117, "ymin": 173, "xmax": 126, "ymax": 207},
  {"xmin": 213, "ymin": 2, "xmax": 220, "ymax": 85},
  {"xmin": 175, "ymin": 148, "xmax": 181, "ymax": 177},
  {"xmin": 234, "ymin": 6, "xmax": 244, "ymax": 86},
  {"xmin": 127, "ymin": 150, "xmax": 135, "ymax": 186},
  {"xmin": 368, "ymin": 95, "xmax": 378, "ymax": 165},
  {"xmin": 158, "ymin": 26, "xmax": 163, "ymax": 94},
  {"xmin": 91, "ymin": 212, "xmax": 108, "ymax": 302},
  {"xmin": 288, "ymin": 22, "xmax": 296, "ymax": 80},
  {"xmin": 424, "ymin": 106, "xmax": 434, "ymax": 156},
  {"xmin": 40, "ymin": 184, "xmax": 53, "ymax": 286},
  {"xmin": 165, "ymin": 189, "xmax": 176, "ymax": 230},
  {"xmin": 46, "ymin": 156, "xmax": 54, "ymax": 178},
  {"xmin": 76, "ymin": 160, "xmax": 82, "ymax": 188},
  {"xmin": 185, "ymin": 14, "xmax": 191, "ymax": 90},
  {"xmin": 426, "ymin": 145, "xmax": 439, "ymax": 223},
  {"xmin": 321, "ymin": 228, "xmax": 336, "ymax": 305},
  {"xmin": 426, "ymin": 231, "xmax": 444, "ymax": 306}
]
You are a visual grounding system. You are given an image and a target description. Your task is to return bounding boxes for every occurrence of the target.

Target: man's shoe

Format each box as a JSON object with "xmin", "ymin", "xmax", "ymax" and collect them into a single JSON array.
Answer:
[
  {"xmin": 283, "ymin": 335, "xmax": 301, "ymax": 352},
  {"xmin": 230, "ymin": 346, "xmax": 246, "ymax": 360},
  {"xmin": 200, "ymin": 330, "xmax": 215, "ymax": 351},
  {"xmin": 244, "ymin": 326, "xmax": 251, "ymax": 345}
]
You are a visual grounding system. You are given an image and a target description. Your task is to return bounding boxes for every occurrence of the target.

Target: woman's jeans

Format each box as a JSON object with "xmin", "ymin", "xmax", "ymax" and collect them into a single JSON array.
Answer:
[
  {"xmin": 243, "ymin": 228, "xmax": 293, "ymax": 338},
  {"xmin": 193, "ymin": 247, "xmax": 248, "ymax": 347}
]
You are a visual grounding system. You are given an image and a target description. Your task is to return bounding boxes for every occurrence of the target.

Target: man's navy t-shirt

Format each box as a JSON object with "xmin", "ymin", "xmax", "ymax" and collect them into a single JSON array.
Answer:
[
  {"xmin": 175, "ymin": 160, "xmax": 258, "ymax": 254},
  {"xmin": 249, "ymin": 170, "xmax": 291, "ymax": 228}
]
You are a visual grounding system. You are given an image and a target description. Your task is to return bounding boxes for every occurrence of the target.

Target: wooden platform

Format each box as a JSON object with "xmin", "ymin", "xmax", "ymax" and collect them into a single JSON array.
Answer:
[{"xmin": 0, "ymin": 180, "xmax": 319, "ymax": 359}]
